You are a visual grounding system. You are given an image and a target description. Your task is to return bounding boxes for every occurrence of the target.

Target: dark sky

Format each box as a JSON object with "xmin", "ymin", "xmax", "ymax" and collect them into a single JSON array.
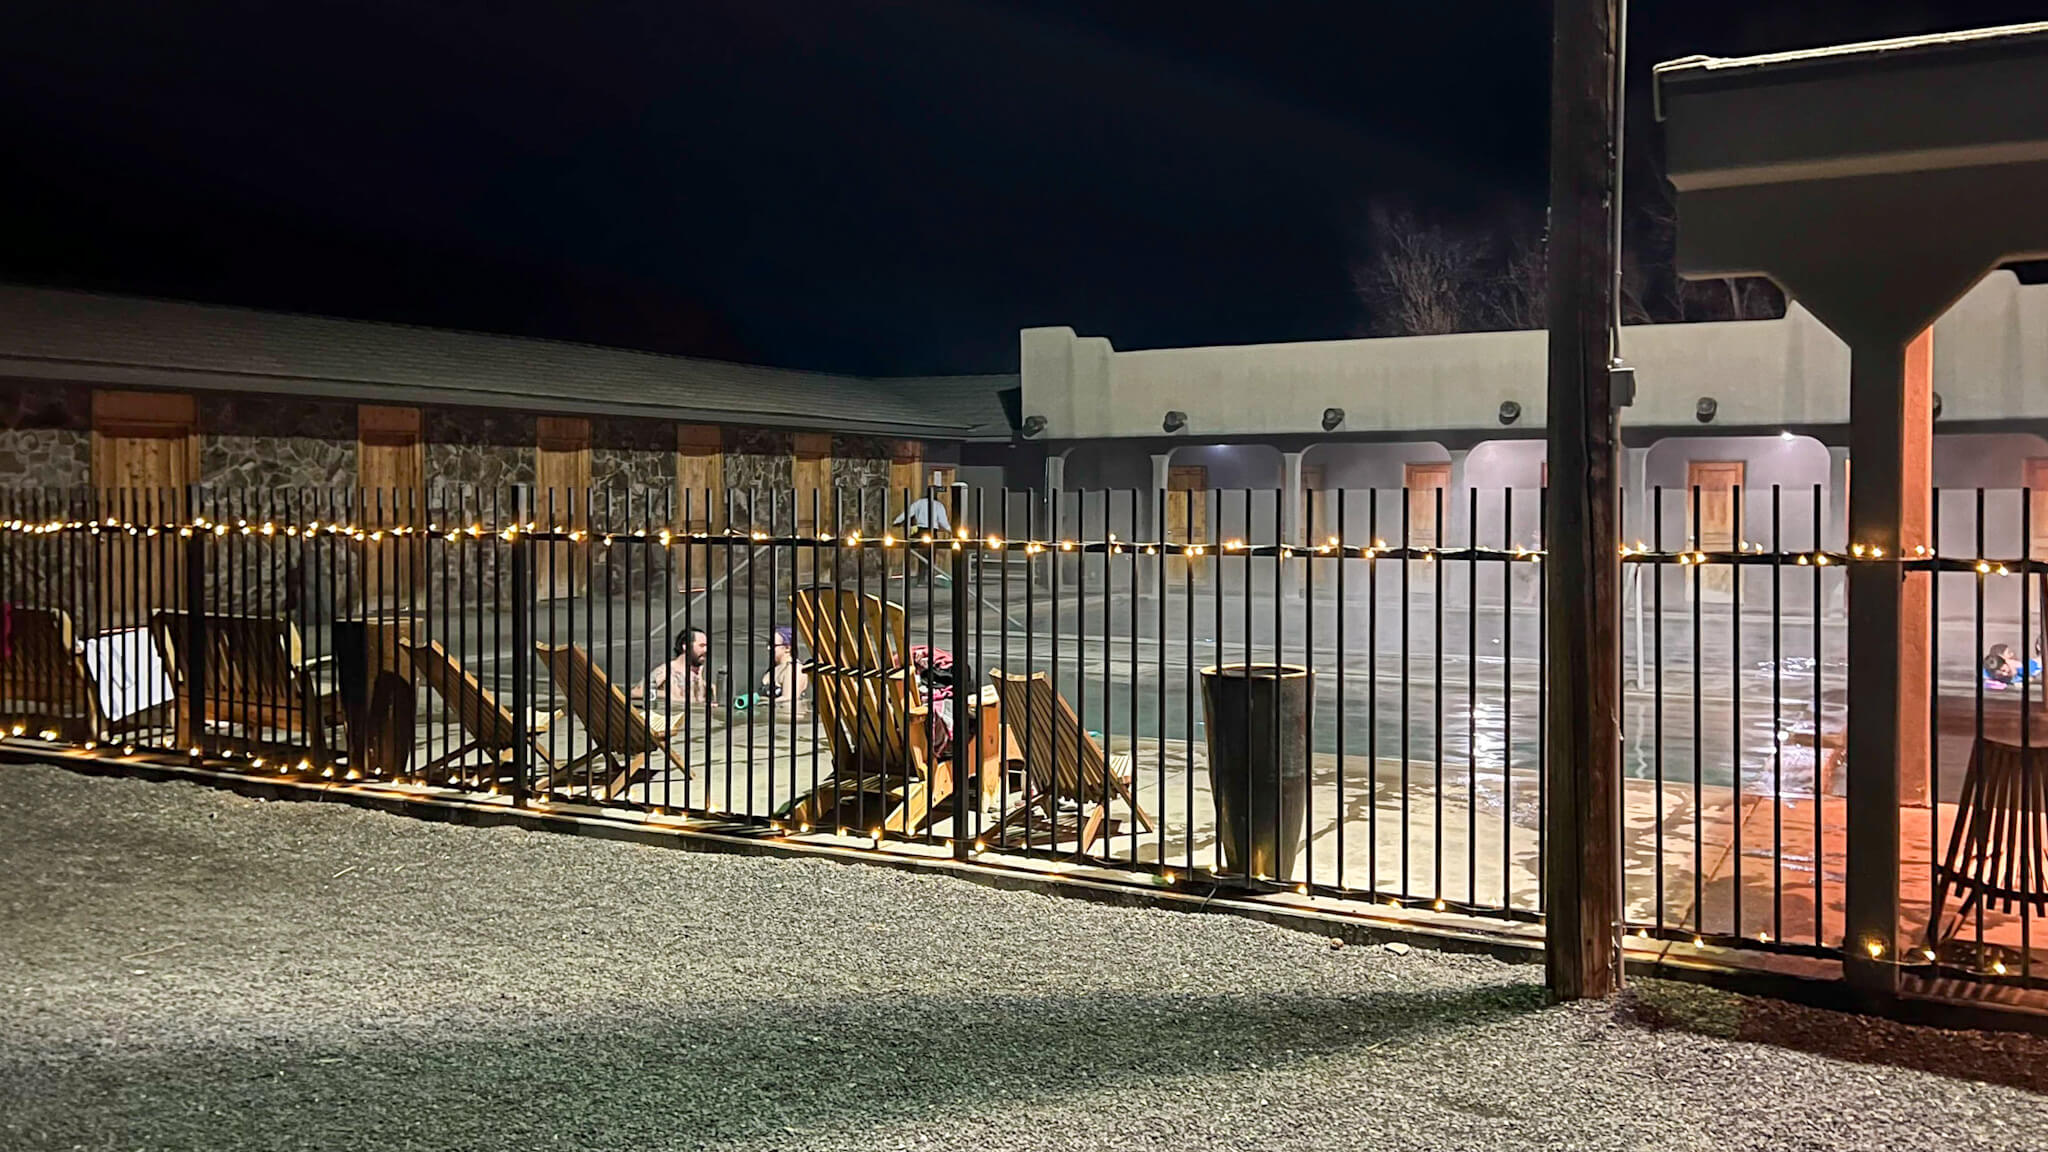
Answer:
[{"xmin": 3, "ymin": 1, "xmax": 2040, "ymax": 375}]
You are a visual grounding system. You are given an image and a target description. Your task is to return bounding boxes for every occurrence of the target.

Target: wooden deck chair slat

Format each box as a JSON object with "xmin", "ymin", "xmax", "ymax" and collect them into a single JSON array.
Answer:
[
  {"xmin": 988, "ymin": 670, "xmax": 1152, "ymax": 856},
  {"xmin": 149, "ymin": 611, "xmax": 334, "ymax": 751},
  {"xmin": 1930, "ymin": 738, "xmax": 2048, "ymax": 948},
  {"xmin": 785, "ymin": 585, "xmax": 949, "ymax": 834},
  {"xmin": 0, "ymin": 608, "xmax": 109, "ymax": 741},
  {"xmin": 535, "ymin": 642, "xmax": 684, "ymax": 801},
  {"xmin": 402, "ymin": 639, "xmax": 554, "ymax": 781}
]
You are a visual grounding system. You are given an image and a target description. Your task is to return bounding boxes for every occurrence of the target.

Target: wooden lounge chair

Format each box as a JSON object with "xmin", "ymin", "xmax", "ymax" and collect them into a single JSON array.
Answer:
[
  {"xmin": 535, "ymin": 642, "xmax": 687, "ymax": 801},
  {"xmin": 149, "ymin": 611, "xmax": 341, "ymax": 753},
  {"xmin": 1925, "ymin": 737, "xmax": 2048, "ymax": 953},
  {"xmin": 782, "ymin": 586, "xmax": 961, "ymax": 835},
  {"xmin": 986, "ymin": 670, "xmax": 1153, "ymax": 856},
  {"xmin": 0, "ymin": 607, "xmax": 110, "ymax": 742},
  {"xmin": 403, "ymin": 639, "xmax": 555, "ymax": 785}
]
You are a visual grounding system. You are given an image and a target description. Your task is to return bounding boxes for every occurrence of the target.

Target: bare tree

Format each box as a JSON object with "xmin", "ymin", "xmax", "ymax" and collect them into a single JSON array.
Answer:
[
  {"xmin": 1485, "ymin": 225, "xmax": 1549, "ymax": 331},
  {"xmin": 1353, "ymin": 205, "xmax": 1488, "ymax": 336}
]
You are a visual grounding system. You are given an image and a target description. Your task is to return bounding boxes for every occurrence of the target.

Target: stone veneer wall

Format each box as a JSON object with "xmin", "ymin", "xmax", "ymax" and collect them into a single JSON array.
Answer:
[
  {"xmin": 194, "ymin": 398, "xmax": 359, "ymax": 616},
  {"xmin": 425, "ymin": 409, "xmax": 536, "ymax": 496},
  {"xmin": 825, "ymin": 435, "xmax": 897, "ymax": 583},
  {"xmin": 199, "ymin": 395, "xmax": 356, "ymax": 494},
  {"xmin": 588, "ymin": 418, "xmax": 673, "ymax": 593},
  {"xmin": 721, "ymin": 428, "xmax": 793, "ymax": 591},
  {"xmin": 0, "ymin": 382, "xmax": 90, "ymax": 493},
  {"xmin": 0, "ymin": 388, "xmax": 96, "ymax": 625},
  {"xmin": 423, "ymin": 408, "xmax": 534, "ymax": 608}
]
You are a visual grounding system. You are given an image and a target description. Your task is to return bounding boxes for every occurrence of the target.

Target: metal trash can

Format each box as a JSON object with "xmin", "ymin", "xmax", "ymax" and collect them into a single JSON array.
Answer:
[{"xmin": 1200, "ymin": 663, "xmax": 1311, "ymax": 882}]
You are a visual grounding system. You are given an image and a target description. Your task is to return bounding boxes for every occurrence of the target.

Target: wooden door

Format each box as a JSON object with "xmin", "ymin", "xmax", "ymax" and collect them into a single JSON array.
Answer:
[
  {"xmin": 535, "ymin": 417, "xmax": 591, "ymax": 599},
  {"xmin": 1404, "ymin": 461, "xmax": 1451, "ymax": 549},
  {"xmin": 1165, "ymin": 465, "xmax": 1208, "ymax": 582},
  {"xmin": 91, "ymin": 391, "xmax": 197, "ymax": 627},
  {"xmin": 357, "ymin": 406, "xmax": 424, "ymax": 609},
  {"xmin": 676, "ymin": 424, "xmax": 724, "ymax": 590},
  {"xmin": 1687, "ymin": 460, "xmax": 1744, "ymax": 600}
]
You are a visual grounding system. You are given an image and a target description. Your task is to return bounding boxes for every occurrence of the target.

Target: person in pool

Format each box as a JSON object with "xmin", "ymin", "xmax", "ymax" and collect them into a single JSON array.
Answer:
[
  {"xmin": 633, "ymin": 627, "xmax": 716, "ymax": 705},
  {"xmin": 758, "ymin": 625, "xmax": 808, "ymax": 711}
]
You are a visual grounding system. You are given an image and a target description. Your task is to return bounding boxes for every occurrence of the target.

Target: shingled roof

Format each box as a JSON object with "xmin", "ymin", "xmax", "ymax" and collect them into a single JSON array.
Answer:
[{"xmin": 0, "ymin": 285, "xmax": 1008, "ymax": 439}]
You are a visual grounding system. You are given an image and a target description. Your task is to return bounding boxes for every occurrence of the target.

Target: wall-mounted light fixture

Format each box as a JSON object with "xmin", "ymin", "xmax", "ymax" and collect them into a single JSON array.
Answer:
[
  {"xmin": 1498, "ymin": 400, "xmax": 1522, "ymax": 426},
  {"xmin": 1695, "ymin": 397, "xmax": 1718, "ymax": 424},
  {"xmin": 1932, "ymin": 391, "xmax": 1944, "ymax": 420},
  {"xmin": 1020, "ymin": 414, "xmax": 1047, "ymax": 437},
  {"xmin": 1321, "ymin": 407, "xmax": 1345, "ymax": 432},
  {"xmin": 1162, "ymin": 410, "xmax": 1188, "ymax": 433}
]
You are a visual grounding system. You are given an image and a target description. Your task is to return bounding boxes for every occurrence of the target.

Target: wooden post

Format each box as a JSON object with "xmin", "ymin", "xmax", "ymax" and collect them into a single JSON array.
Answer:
[
  {"xmin": 1543, "ymin": 0, "xmax": 1623, "ymax": 1001},
  {"xmin": 675, "ymin": 424, "xmax": 724, "ymax": 589},
  {"xmin": 793, "ymin": 432, "xmax": 832, "ymax": 586}
]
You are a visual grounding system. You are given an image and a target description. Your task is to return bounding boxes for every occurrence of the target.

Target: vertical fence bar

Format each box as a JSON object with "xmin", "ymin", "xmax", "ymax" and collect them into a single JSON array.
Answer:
[
  {"xmin": 1368, "ymin": 489, "xmax": 1380, "ymax": 894},
  {"xmin": 1335, "ymin": 488, "xmax": 1347, "ymax": 893},
  {"xmin": 2015, "ymin": 483, "xmax": 2031, "ymax": 975},
  {"xmin": 1503, "ymin": 487, "xmax": 1515, "ymax": 910},
  {"xmin": 950, "ymin": 484, "xmax": 972, "ymax": 861},
  {"xmin": 1305, "ymin": 489, "xmax": 1317, "ymax": 894},
  {"xmin": 1973, "ymin": 486, "xmax": 1987, "ymax": 956},
  {"xmin": 1401, "ymin": 488, "xmax": 1411, "ymax": 897},
  {"xmin": 1771, "ymin": 485, "xmax": 1784, "ymax": 941},
  {"xmin": 1467, "ymin": 485, "xmax": 1478, "ymax": 906},
  {"xmin": 510, "ymin": 485, "xmax": 532, "ymax": 808},
  {"xmin": 1732, "ymin": 483, "xmax": 1744, "ymax": 938},
  {"xmin": 1433, "ymin": 485, "xmax": 1444, "ymax": 903},
  {"xmin": 1813, "ymin": 483, "xmax": 1826, "ymax": 946},
  {"xmin": 1927, "ymin": 488, "xmax": 1940, "ymax": 964},
  {"xmin": 182, "ymin": 485, "xmax": 207, "ymax": 760}
]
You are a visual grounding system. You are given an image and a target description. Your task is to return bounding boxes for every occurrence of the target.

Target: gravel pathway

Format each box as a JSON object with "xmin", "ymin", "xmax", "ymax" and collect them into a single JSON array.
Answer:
[{"xmin": 5, "ymin": 763, "xmax": 2048, "ymax": 1152}]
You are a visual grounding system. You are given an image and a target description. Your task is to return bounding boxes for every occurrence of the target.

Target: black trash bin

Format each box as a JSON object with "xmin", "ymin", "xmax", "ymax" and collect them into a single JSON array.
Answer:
[{"xmin": 1200, "ymin": 663, "xmax": 1311, "ymax": 882}]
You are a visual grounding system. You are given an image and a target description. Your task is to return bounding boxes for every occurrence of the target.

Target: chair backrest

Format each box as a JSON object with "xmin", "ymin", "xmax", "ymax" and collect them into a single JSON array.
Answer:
[
  {"xmin": 149, "ymin": 611, "xmax": 307, "ymax": 710},
  {"xmin": 0, "ymin": 607, "xmax": 102, "ymax": 725},
  {"xmin": 990, "ymin": 670, "xmax": 1121, "ymax": 804},
  {"xmin": 792, "ymin": 586, "xmax": 930, "ymax": 771},
  {"xmin": 404, "ymin": 640, "xmax": 515, "ymax": 749},
  {"xmin": 536, "ymin": 643, "xmax": 659, "ymax": 757},
  {"xmin": 1947, "ymin": 737, "xmax": 2048, "ymax": 911}
]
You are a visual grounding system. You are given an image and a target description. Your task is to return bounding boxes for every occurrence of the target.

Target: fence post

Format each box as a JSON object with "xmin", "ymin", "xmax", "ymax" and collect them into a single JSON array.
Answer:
[
  {"xmin": 182, "ymin": 485, "xmax": 208, "ymax": 757},
  {"xmin": 950, "ymin": 483, "xmax": 973, "ymax": 860},
  {"xmin": 510, "ymin": 484, "xmax": 533, "ymax": 808}
]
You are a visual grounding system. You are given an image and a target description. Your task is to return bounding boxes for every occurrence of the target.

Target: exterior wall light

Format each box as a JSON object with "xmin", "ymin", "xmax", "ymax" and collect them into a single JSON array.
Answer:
[
  {"xmin": 1321, "ymin": 407, "xmax": 1345, "ymax": 431},
  {"xmin": 1498, "ymin": 400, "xmax": 1521, "ymax": 426},
  {"xmin": 1020, "ymin": 415, "xmax": 1047, "ymax": 437},
  {"xmin": 1162, "ymin": 410, "xmax": 1188, "ymax": 433},
  {"xmin": 1932, "ymin": 391, "xmax": 1943, "ymax": 420},
  {"xmin": 1695, "ymin": 397, "xmax": 1718, "ymax": 424}
]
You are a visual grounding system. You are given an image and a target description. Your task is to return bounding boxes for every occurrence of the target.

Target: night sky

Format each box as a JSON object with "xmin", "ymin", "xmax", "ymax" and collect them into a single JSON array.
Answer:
[{"xmin": 3, "ymin": 1, "xmax": 2041, "ymax": 375}]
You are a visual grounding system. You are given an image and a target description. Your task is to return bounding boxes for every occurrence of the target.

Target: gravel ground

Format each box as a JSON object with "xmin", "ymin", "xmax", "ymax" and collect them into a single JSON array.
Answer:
[{"xmin": 5, "ymin": 764, "xmax": 2048, "ymax": 1152}]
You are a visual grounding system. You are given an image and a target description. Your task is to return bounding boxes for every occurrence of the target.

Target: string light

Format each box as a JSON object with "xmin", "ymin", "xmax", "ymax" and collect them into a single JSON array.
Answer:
[{"xmin": 0, "ymin": 514, "xmax": 2028, "ymax": 573}]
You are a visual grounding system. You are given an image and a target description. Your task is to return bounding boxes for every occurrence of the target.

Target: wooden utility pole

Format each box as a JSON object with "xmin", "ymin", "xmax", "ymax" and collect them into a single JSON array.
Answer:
[{"xmin": 1543, "ymin": 0, "xmax": 1623, "ymax": 1000}]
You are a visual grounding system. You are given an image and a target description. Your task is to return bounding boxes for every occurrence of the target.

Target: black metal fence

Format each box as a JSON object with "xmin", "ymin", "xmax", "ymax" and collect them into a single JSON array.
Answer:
[{"xmin": 2, "ymin": 483, "xmax": 2044, "ymax": 994}]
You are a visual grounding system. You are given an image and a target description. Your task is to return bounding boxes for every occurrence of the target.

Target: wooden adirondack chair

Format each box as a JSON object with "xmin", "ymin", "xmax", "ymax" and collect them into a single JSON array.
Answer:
[
  {"xmin": 403, "ymin": 639, "xmax": 555, "ymax": 784},
  {"xmin": 1926, "ymin": 737, "xmax": 2048, "ymax": 952},
  {"xmin": 0, "ymin": 607, "xmax": 110, "ymax": 742},
  {"xmin": 783, "ymin": 586, "xmax": 956, "ymax": 834},
  {"xmin": 149, "ymin": 611, "xmax": 341, "ymax": 753},
  {"xmin": 535, "ymin": 642, "xmax": 687, "ymax": 800},
  {"xmin": 986, "ymin": 670, "xmax": 1153, "ymax": 857}
]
